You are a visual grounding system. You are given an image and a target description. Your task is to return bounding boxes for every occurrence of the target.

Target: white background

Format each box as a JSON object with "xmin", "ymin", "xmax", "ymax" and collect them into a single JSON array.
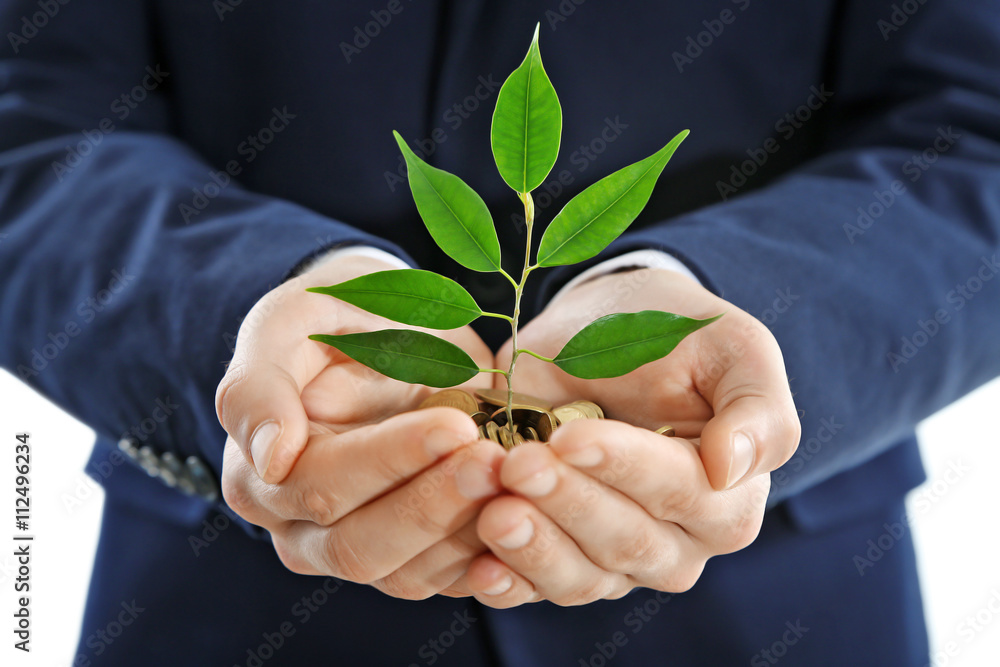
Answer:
[{"xmin": 1, "ymin": 369, "xmax": 998, "ymax": 666}]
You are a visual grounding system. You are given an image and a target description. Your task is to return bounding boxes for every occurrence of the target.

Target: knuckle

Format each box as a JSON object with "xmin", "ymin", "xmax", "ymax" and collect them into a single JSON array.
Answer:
[
  {"xmin": 517, "ymin": 524, "xmax": 559, "ymax": 570},
  {"xmin": 220, "ymin": 469, "xmax": 256, "ymax": 522},
  {"xmin": 779, "ymin": 414, "xmax": 803, "ymax": 464},
  {"xmin": 271, "ymin": 535, "xmax": 316, "ymax": 576},
  {"xmin": 608, "ymin": 527, "xmax": 666, "ymax": 574},
  {"xmin": 294, "ymin": 485, "xmax": 343, "ymax": 526},
  {"xmin": 650, "ymin": 484, "xmax": 697, "ymax": 521},
  {"xmin": 375, "ymin": 570, "xmax": 436, "ymax": 601},
  {"xmin": 551, "ymin": 578, "xmax": 613, "ymax": 607},
  {"xmin": 215, "ymin": 360, "xmax": 249, "ymax": 431},
  {"xmin": 650, "ymin": 561, "xmax": 704, "ymax": 594},
  {"xmin": 723, "ymin": 490, "xmax": 767, "ymax": 554},
  {"xmin": 324, "ymin": 528, "xmax": 379, "ymax": 584},
  {"xmin": 406, "ymin": 505, "xmax": 453, "ymax": 537}
]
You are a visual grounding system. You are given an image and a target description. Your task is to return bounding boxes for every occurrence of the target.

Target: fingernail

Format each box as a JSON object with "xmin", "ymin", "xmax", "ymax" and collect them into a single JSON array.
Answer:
[
  {"xmin": 482, "ymin": 574, "xmax": 513, "ymax": 596},
  {"xmin": 455, "ymin": 456, "xmax": 499, "ymax": 500},
  {"xmin": 250, "ymin": 421, "xmax": 281, "ymax": 479},
  {"xmin": 512, "ymin": 466, "xmax": 557, "ymax": 498},
  {"xmin": 726, "ymin": 432, "xmax": 755, "ymax": 489},
  {"xmin": 425, "ymin": 428, "xmax": 469, "ymax": 459},
  {"xmin": 558, "ymin": 445, "xmax": 603, "ymax": 468},
  {"xmin": 495, "ymin": 518, "xmax": 534, "ymax": 550}
]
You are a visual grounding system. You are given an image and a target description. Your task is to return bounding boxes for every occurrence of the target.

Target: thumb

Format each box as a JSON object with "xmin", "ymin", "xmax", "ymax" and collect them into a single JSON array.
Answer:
[
  {"xmin": 216, "ymin": 357, "xmax": 311, "ymax": 484},
  {"xmin": 700, "ymin": 394, "xmax": 800, "ymax": 490}
]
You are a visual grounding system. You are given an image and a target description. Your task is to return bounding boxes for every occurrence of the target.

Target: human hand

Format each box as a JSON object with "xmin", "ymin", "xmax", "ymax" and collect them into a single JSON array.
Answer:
[
  {"xmin": 461, "ymin": 267, "xmax": 800, "ymax": 607},
  {"xmin": 216, "ymin": 254, "xmax": 504, "ymax": 598}
]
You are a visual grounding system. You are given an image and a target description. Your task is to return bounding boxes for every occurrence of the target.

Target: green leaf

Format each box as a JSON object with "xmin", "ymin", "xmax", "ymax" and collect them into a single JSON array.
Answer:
[
  {"xmin": 491, "ymin": 23, "xmax": 562, "ymax": 194},
  {"xmin": 536, "ymin": 130, "xmax": 689, "ymax": 267},
  {"xmin": 306, "ymin": 270, "xmax": 482, "ymax": 330},
  {"xmin": 393, "ymin": 131, "xmax": 501, "ymax": 272},
  {"xmin": 553, "ymin": 310, "xmax": 722, "ymax": 379},
  {"xmin": 309, "ymin": 330, "xmax": 480, "ymax": 388}
]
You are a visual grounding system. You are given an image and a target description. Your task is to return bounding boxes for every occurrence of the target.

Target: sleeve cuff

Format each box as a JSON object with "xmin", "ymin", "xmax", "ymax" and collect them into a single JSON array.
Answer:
[
  {"xmin": 548, "ymin": 249, "xmax": 704, "ymax": 304},
  {"xmin": 292, "ymin": 245, "xmax": 413, "ymax": 277}
]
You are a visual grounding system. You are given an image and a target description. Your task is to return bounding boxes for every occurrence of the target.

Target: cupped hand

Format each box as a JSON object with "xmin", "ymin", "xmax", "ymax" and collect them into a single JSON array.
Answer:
[
  {"xmin": 216, "ymin": 254, "xmax": 503, "ymax": 598},
  {"xmin": 462, "ymin": 267, "xmax": 801, "ymax": 607}
]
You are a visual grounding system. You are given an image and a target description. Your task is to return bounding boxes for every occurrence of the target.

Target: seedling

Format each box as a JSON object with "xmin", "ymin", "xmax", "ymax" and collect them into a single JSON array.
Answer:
[{"xmin": 308, "ymin": 25, "xmax": 721, "ymax": 437}]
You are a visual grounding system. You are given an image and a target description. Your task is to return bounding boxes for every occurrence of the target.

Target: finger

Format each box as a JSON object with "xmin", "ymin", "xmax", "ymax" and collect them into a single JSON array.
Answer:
[
  {"xmin": 696, "ymin": 324, "xmax": 801, "ymax": 489},
  {"xmin": 278, "ymin": 440, "xmax": 505, "ymax": 583},
  {"xmin": 216, "ymin": 287, "xmax": 336, "ymax": 483},
  {"xmin": 301, "ymin": 361, "xmax": 427, "ymax": 428},
  {"xmin": 371, "ymin": 522, "xmax": 485, "ymax": 600},
  {"xmin": 474, "ymin": 495, "xmax": 629, "ymax": 606},
  {"xmin": 501, "ymin": 439, "xmax": 702, "ymax": 590},
  {"xmin": 254, "ymin": 408, "xmax": 482, "ymax": 526},
  {"xmin": 465, "ymin": 553, "xmax": 540, "ymax": 608},
  {"xmin": 549, "ymin": 420, "xmax": 765, "ymax": 556}
]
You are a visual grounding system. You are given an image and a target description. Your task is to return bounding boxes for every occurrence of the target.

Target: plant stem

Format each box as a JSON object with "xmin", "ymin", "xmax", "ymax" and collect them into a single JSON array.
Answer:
[
  {"xmin": 505, "ymin": 192, "xmax": 535, "ymax": 440},
  {"xmin": 480, "ymin": 311, "xmax": 515, "ymax": 323},
  {"xmin": 478, "ymin": 368, "xmax": 509, "ymax": 376},
  {"xmin": 516, "ymin": 348, "xmax": 554, "ymax": 363}
]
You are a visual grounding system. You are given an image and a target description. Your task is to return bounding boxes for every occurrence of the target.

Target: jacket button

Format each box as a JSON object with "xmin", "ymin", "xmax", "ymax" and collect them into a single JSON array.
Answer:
[
  {"xmin": 157, "ymin": 452, "xmax": 183, "ymax": 488},
  {"xmin": 117, "ymin": 438, "xmax": 140, "ymax": 461},
  {"xmin": 185, "ymin": 456, "xmax": 220, "ymax": 502},
  {"xmin": 137, "ymin": 446, "xmax": 161, "ymax": 477}
]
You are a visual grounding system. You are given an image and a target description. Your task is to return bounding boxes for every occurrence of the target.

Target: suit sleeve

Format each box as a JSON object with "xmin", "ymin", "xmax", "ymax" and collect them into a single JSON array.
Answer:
[
  {"xmin": 0, "ymin": 1, "xmax": 409, "ymax": 527},
  {"xmin": 550, "ymin": 0, "xmax": 1000, "ymax": 504}
]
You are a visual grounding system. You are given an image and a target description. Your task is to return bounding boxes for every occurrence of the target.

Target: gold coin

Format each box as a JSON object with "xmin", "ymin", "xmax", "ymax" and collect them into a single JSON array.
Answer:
[
  {"xmin": 485, "ymin": 421, "xmax": 502, "ymax": 444},
  {"xmin": 419, "ymin": 389, "xmax": 479, "ymax": 415},
  {"xmin": 499, "ymin": 426, "xmax": 514, "ymax": 450},
  {"xmin": 513, "ymin": 432, "xmax": 525, "ymax": 447},
  {"xmin": 474, "ymin": 388, "xmax": 553, "ymax": 411},
  {"xmin": 477, "ymin": 425, "xmax": 489, "ymax": 440},
  {"xmin": 534, "ymin": 411, "xmax": 557, "ymax": 441},
  {"xmin": 470, "ymin": 411, "xmax": 491, "ymax": 426},
  {"xmin": 574, "ymin": 400, "xmax": 604, "ymax": 419},
  {"xmin": 521, "ymin": 426, "xmax": 540, "ymax": 441},
  {"xmin": 552, "ymin": 404, "xmax": 589, "ymax": 425},
  {"xmin": 654, "ymin": 425, "xmax": 676, "ymax": 437}
]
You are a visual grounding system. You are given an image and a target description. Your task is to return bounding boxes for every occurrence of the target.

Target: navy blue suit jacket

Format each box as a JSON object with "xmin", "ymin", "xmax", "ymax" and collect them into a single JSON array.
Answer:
[{"xmin": 2, "ymin": 1, "xmax": 999, "ymax": 665}]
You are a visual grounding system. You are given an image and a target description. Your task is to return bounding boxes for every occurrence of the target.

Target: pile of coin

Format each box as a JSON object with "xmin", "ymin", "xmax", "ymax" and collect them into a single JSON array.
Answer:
[{"xmin": 418, "ymin": 388, "xmax": 675, "ymax": 449}]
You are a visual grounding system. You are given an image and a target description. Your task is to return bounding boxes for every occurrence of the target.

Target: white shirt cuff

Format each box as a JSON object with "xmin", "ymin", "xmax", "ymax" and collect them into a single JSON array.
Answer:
[
  {"xmin": 297, "ymin": 245, "xmax": 410, "ymax": 275},
  {"xmin": 549, "ymin": 249, "xmax": 702, "ymax": 304}
]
